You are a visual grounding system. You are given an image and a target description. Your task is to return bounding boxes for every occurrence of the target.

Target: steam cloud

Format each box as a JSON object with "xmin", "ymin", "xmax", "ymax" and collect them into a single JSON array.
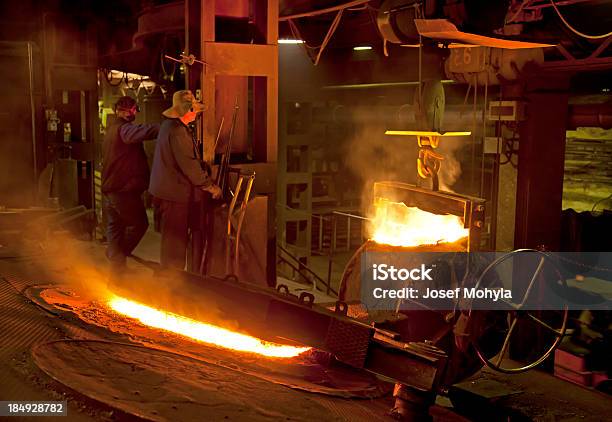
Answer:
[{"xmin": 342, "ymin": 123, "xmax": 464, "ymax": 221}]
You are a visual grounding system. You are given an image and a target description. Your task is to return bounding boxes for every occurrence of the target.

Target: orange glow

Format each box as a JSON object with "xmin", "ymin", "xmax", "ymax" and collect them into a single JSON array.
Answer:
[
  {"xmin": 107, "ymin": 295, "xmax": 310, "ymax": 358},
  {"xmin": 371, "ymin": 198, "xmax": 468, "ymax": 247}
]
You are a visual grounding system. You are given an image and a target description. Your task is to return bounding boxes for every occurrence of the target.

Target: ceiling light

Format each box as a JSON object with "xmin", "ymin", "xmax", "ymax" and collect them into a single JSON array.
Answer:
[
  {"xmin": 353, "ymin": 46, "xmax": 372, "ymax": 51},
  {"xmin": 279, "ymin": 39, "xmax": 304, "ymax": 44}
]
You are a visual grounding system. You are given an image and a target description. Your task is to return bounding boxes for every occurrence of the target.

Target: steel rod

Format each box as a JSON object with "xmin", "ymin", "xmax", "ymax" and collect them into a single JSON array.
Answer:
[{"xmin": 279, "ymin": 0, "xmax": 369, "ymax": 21}]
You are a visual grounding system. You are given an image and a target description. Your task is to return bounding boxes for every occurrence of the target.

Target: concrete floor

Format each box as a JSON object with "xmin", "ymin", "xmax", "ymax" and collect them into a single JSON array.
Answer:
[{"xmin": 452, "ymin": 366, "xmax": 612, "ymax": 421}]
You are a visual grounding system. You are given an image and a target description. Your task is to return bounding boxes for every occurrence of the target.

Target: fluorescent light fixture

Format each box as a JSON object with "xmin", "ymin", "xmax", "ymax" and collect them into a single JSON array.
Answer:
[
  {"xmin": 353, "ymin": 46, "xmax": 372, "ymax": 51},
  {"xmin": 385, "ymin": 130, "xmax": 472, "ymax": 137},
  {"xmin": 279, "ymin": 39, "xmax": 304, "ymax": 44}
]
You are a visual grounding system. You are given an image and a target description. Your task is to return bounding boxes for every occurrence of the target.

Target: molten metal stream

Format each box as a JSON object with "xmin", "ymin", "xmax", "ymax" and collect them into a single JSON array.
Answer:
[{"xmin": 107, "ymin": 295, "xmax": 310, "ymax": 358}]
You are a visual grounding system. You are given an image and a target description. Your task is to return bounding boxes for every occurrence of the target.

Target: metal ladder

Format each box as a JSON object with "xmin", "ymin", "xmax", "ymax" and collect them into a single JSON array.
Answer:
[{"xmin": 225, "ymin": 169, "xmax": 256, "ymax": 275}]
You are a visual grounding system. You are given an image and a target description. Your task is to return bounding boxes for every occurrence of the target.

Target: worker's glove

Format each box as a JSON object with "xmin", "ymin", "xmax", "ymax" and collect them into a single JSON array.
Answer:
[{"xmin": 203, "ymin": 184, "xmax": 222, "ymax": 199}]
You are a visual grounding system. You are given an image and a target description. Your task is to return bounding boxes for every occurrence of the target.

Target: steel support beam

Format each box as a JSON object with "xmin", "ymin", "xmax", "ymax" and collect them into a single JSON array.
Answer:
[
  {"xmin": 200, "ymin": 0, "xmax": 278, "ymax": 163},
  {"xmin": 542, "ymin": 36, "xmax": 612, "ymax": 72},
  {"xmin": 514, "ymin": 76, "xmax": 570, "ymax": 250}
]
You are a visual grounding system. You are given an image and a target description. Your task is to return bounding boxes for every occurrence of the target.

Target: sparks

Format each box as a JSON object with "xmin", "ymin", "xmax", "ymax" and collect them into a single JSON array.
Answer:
[{"xmin": 107, "ymin": 296, "xmax": 310, "ymax": 358}]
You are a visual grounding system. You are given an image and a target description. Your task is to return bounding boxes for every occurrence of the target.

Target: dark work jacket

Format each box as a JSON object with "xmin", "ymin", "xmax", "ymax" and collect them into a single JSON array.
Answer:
[
  {"xmin": 101, "ymin": 118, "xmax": 160, "ymax": 194},
  {"xmin": 149, "ymin": 117, "xmax": 213, "ymax": 203}
]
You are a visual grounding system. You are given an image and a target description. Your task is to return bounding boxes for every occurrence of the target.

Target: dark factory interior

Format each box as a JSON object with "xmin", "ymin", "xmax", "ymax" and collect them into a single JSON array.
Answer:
[{"xmin": 0, "ymin": 0, "xmax": 611, "ymax": 421}]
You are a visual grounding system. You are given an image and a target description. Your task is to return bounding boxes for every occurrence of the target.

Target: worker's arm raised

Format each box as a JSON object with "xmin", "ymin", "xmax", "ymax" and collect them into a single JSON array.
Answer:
[{"xmin": 120, "ymin": 123, "xmax": 160, "ymax": 144}]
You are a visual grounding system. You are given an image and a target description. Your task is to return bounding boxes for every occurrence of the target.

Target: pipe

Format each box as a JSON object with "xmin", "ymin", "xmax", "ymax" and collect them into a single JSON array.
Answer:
[
  {"xmin": 322, "ymin": 80, "xmax": 455, "ymax": 90},
  {"xmin": 279, "ymin": 0, "xmax": 369, "ymax": 21},
  {"xmin": 184, "ymin": 0, "xmax": 189, "ymax": 89},
  {"xmin": 567, "ymin": 103, "xmax": 612, "ymax": 129},
  {"xmin": 27, "ymin": 42, "xmax": 37, "ymax": 196}
]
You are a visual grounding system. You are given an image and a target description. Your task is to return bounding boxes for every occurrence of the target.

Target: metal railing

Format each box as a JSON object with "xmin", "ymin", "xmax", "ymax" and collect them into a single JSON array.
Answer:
[
  {"xmin": 277, "ymin": 205, "xmax": 370, "ymax": 297},
  {"xmin": 330, "ymin": 210, "xmax": 370, "ymax": 253},
  {"xmin": 277, "ymin": 243, "xmax": 338, "ymax": 296},
  {"xmin": 311, "ymin": 210, "xmax": 369, "ymax": 254}
]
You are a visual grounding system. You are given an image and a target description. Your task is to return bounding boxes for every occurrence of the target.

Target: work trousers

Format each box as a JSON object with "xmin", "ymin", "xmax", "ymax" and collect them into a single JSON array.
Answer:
[
  {"xmin": 155, "ymin": 199, "xmax": 190, "ymax": 272},
  {"xmin": 104, "ymin": 191, "xmax": 149, "ymax": 268}
]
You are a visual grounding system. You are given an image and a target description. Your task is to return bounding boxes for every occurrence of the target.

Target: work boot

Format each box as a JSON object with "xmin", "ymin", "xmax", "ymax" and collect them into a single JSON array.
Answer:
[
  {"xmin": 106, "ymin": 264, "xmax": 143, "ymax": 294},
  {"xmin": 106, "ymin": 248, "xmax": 128, "ymax": 275},
  {"xmin": 105, "ymin": 246, "xmax": 126, "ymax": 263},
  {"xmin": 107, "ymin": 261, "xmax": 125, "ymax": 284}
]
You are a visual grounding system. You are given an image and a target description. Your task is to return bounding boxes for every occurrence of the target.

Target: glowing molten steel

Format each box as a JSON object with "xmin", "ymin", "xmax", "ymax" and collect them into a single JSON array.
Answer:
[
  {"xmin": 371, "ymin": 199, "xmax": 468, "ymax": 247},
  {"xmin": 107, "ymin": 296, "xmax": 309, "ymax": 358}
]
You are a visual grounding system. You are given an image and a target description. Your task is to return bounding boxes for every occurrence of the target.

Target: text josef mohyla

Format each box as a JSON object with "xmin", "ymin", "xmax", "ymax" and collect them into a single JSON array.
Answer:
[{"xmin": 373, "ymin": 287, "xmax": 512, "ymax": 301}]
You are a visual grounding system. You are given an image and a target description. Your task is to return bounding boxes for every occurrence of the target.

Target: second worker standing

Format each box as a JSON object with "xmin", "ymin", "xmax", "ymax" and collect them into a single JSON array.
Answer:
[{"xmin": 149, "ymin": 90, "xmax": 222, "ymax": 274}]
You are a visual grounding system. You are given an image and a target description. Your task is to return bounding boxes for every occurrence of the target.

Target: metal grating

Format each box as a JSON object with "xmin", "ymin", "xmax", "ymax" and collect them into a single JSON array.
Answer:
[
  {"xmin": 0, "ymin": 275, "xmax": 62, "ymax": 401},
  {"xmin": 324, "ymin": 318, "xmax": 372, "ymax": 368}
]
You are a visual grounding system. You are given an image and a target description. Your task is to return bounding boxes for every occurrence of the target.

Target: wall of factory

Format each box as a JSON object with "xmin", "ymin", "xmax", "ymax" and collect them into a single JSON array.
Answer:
[
  {"xmin": 0, "ymin": 0, "xmax": 152, "ymax": 210},
  {"xmin": 0, "ymin": 42, "xmax": 44, "ymax": 207},
  {"xmin": 0, "ymin": 2, "xmax": 46, "ymax": 207},
  {"xmin": 0, "ymin": 2, "xmax": 97, "ymax": 209}
]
